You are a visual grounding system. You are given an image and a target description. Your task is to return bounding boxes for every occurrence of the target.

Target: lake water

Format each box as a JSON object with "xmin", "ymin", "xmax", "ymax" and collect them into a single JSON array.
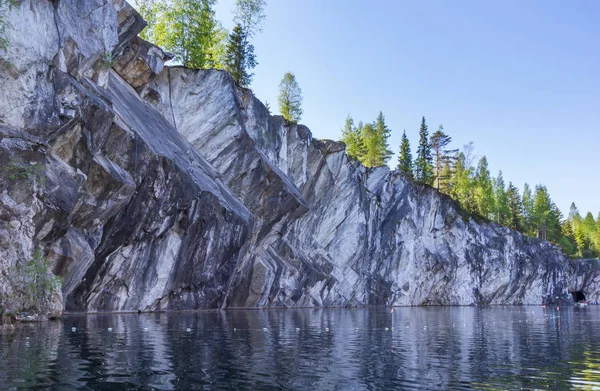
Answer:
[{"xmin": 1, "ymin": 306, "xmax": 600, "ymax": 390}]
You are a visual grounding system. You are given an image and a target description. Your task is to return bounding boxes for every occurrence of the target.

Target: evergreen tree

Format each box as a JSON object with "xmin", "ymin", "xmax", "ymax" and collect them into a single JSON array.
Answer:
[
  {"xmin": 397, "ymin": 130, "xmax": 413, "ymax": 178},
  {"xmin": 506, "ymin": 182, "xmax": 523, "ymax": 231},
  {"xmin": 224, "ymin": 24, "xmax": 256, "ymax": 86},
  {"xmin": 430, "ymin": 125, "xmax": 457, "ymax": 191},
  {"xmin": 522, "ymin": 183, "xmax": 535, "ymax": 236},
  {"xmin": 414, "ymin": 117, "xmax": 434, "ymax": 185},
  {"xmin": 594, "ymin": 213, "xmax": 600, "ymax": 255},
  {"xmin": 532, "ymin": 185, "xmax": 561, "ymax": 242},
  {"xmin": 278, "ymin": 72, "xmax": 303, "ymax": 123},
  {"xmin": 360, "ymin": 123, "xmax": 381, "ymax": 167},
  {"xmin": 568, "ymin": 202, "xmax": 582, "ymax": 232},
  {"xmin": 341, "ymin": 115, "xmax": 365, "ymax": 160},
  {"xmin": 224, "ymin": 0, "xmax": 265, "ymax": 86},
  {"xmin": 373, "ymin": 111, "xmax": 393, "ymax": 164},
  {"xmin": 493, "ymin": 171, "xmax": 510, "ymax": 226},
  {"xmin": 450, "ymin": 152, "xmax": 477, "ymax": 214},
  {"xmin": 474, "ymin": 156, "xmax": 495, "ymax": 219},
  {"xmin": 559, "ymin": 221, "xmax": 578, "ymax": 256}
]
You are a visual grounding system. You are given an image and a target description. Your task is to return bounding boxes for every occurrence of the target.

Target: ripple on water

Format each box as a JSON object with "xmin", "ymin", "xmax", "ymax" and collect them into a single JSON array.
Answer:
[{"xmin": 2, "ymin": 307, "xmax": 600, "ymax": 390}]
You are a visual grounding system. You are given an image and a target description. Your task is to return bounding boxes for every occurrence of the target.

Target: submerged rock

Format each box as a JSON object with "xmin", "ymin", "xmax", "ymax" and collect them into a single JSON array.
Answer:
[{"xmin": 0, "ymin": 1, "xmax": 593, "ymax": 318}]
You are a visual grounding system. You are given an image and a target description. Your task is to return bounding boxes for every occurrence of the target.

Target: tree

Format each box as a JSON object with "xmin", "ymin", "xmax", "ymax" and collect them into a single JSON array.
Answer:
[
  {"xmin": 430, "ymin": 125, "xmax": 457, "ymax": 191},
  {"xmin": 493, "ymin": 171, "xmax": 510, "ymax": 226},
  {"xmin": 225, "ymin": 0, "xmax": 265, "ymax": 86},
  {"xmin": 371, "ymin": 111, "xmax": 393, "ymax": 165},
  {"xmin": 233, "ymin": 0, "xmax": 266, "ymax": 38},
  {"xmin": 506, "ymin": 182, "xmax": 523, "ymax": 231},
  {"xmin": 450, "ymin": 152, "xmax": 477, "ymax": 214},
  {"xmin": 360, "ymin": 123, "xmax": 381, "ymax": 167},
  {"xmin": 522, "ymin": 183, "xmax": 534, "ymax": 236},
  {"xmin": 224, "ymin": 24, "xmax": 256, "ymax": 86},
  {"xmin": 397, "ymin": 130, "xmax": 413, "ymax": 178},
  {"xmin": 532, "ymin": 185, "xmax": 561, "ymax": 242},
  {"xmin": 135, "ymin": 0, "xmax": 222, "ymax": 69},
  {"xmin": 341, "ymin": 115, "xmax": 365, "ymax": 161},
  {"xmin": 278, "ymin": 72, "xmax": 303, "ymax": 123},
  {"xmin": 414, "ymin": 117, "xmax": 434, "ymax": 185},
  {"xmin": 568, "ymin": 202, "xmax": 582, "ymax": 232},
  {"xmin": 474, "ymin": 157, "xmax": 495, "ymax": 219}
]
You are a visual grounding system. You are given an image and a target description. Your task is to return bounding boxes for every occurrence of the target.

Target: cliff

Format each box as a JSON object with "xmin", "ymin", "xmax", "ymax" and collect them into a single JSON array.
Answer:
[{"xmin": 0, "ymin": 0, "xmax": 592, "ymax": 319}]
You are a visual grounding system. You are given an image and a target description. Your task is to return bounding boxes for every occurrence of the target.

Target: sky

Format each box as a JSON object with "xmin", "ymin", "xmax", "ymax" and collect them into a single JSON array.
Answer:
[{"xmin": 212, "ymin": 0, "xmax": 600, "ymax": 216}]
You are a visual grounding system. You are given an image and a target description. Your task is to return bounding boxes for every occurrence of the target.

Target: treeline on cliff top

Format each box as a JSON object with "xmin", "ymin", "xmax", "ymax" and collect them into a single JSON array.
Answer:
[
  {"xmin": 341, "ymin": 112, "xmax": 599, "ymax": 259},
  {"xmin": 132, "ymin": 1, "xmax": 596, "ymax": 258}
]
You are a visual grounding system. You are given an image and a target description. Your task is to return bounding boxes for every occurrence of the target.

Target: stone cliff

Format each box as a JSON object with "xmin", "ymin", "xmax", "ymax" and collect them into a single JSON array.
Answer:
[{"xmin": 0, "ymin": 0, "xmax": 592, "ymax": 319}]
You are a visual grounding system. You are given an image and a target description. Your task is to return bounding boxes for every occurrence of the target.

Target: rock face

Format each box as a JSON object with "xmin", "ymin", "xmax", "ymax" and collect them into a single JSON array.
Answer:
[{"xmin": 0, "ymin": 1, "xmax": 594, "ymax": 317}]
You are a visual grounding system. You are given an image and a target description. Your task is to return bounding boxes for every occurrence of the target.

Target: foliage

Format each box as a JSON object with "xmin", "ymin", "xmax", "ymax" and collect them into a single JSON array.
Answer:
[
  {"xmin": 341, "ymin": 116, "xmax": 365, "ymax": 161},
  {"xmin": 506, "ymin": 182, "xmax": 523, "ymax": 231},
  {"xmin": 278, "ymin": 72, "xmax": 303, "ymax": 123},
  {"xmin": 493, "ymin": 171, "xmax": 510, "ymax": 226},
  {"xmin": 16, "ymin": 248, "xmax": 61, "ymax": 313},
  {"xmin": 233, "ymin": 0, "xmax": 266, "ymax": 38},
  {"xmin": 430, "ymin": 125, "xmax": 457, "ymax": 191},
  {"xmin": 133, "ymin": 0, "xmax": 222, "ymax": 69},
  {"xmin": 224, "ymin": 24, "xmax": 256, "ymax": 86},
  {"xmin": 2, "ymin": 158, "xmax": 46, "ymax": 186},
  {"xmin": 397, "ymin": 130, "xmax": 413, "ymax": 177},
  {"xmin": 336, "ymin": 113, "xmax": 595, "ymax": 258},
  {"xmin": 224, "ymin": 0, "xmax": 265, "ymax": 86},
  {"xmin": 340, "ymin": 113, "xmax": 392, "ymax": 168},
  {"xmin": 474, "ymin": 156, "xmax": 495, "ymax": 219},
  {"xmin": 414, "ymin": 117, "xmax": 434, "ymax": 185}
]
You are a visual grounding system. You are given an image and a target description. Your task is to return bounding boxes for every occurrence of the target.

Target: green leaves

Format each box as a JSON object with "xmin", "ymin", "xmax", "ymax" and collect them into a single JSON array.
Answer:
[
  {"xmin": 414, "ymin": 117, "xmax": 434, "ymax": 185},
  {"xmin": 224, "ymin": 24, "xmax": 256, "ymax": 87},
  {"xmin": 397, "ymin": 130, "xmax": 413, "ymax": 177},
  {"xmin": 278, "ymin": 72, "xmax": 303, "ymax": 123},
  {"xmin": 340, "ymin": 112, "xmax": 392, "ymax": 168},
  {"xmin": 134, "ymin": 0, "xmax": 222, "ymax": 69}
]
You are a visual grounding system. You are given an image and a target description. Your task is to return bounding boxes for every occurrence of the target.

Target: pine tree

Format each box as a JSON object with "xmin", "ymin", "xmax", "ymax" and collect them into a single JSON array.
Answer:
[
  {"xmin": 224, "ymin": 24, "xmax": 256, "ymax": 86},
  {"xmin": 397, "ymin": 130, "xmax": 413, "ymax": 178},
  {"xmin": 522, "ymin": 183, "xmax": 534, "ymax": 236},
  {"xmin": 506, "ymin": 182, "xmax": 523, "ymax": 231},
  {"xmin": 594, "ymin": 213, "xmax": 600, "ymax": 256},
  {"xmin": 373, "ymin": 111, "xmax": 393, "ymax": 164},
  {"xmin": 559, "ymin": 221, "xmax": 578, "ymax": 256},
  {"xmin": 341, "ymin": 115, "xmax": 365, "ymax": 160},
  {"xmin": 430, "ymin": 125, "xmax": 457, "ymax": 191},
  {"xmin": 414, "ymin": 117, "xmax": 434, "ymax": 185},
  {"xmin": 450, "ymin": 152, "xmax": 477, "ymax": 214},
  {"xmin": 532, "ymin": 185, "xmax": 562, "ymax": 242},
  {"xmin": 224, "ymin": 0, "xmax": 265, "ymax": 86},
  {"xmin": 360, "ymin": 123, "xmax": 380, "ymax": 167},
  {"xmin": 474, "ymin": 156, "xmax": 495, "ymax": 219},
  {"xmin": 568, "ymin": 202, "xmax": 582, "ymax": 232},
  {"xmin": 278, "ymin": 72, "xmax": 303, "ymax": 123},
  {"xmin": 493, "ymin": 171, "xmax": 510, "ymax": 226}
]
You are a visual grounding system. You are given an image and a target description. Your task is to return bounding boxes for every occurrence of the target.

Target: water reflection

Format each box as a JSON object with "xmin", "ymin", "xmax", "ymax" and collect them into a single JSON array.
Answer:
[{"xmin": 1, "ymin": 307, "xmax": 600, "ymax": 390}]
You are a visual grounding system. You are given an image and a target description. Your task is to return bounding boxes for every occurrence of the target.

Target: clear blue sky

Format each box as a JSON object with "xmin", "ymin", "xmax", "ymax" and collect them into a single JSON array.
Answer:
[{"xmin": 213, "ymin": 0, "xmax": 599, "ymax": 216}]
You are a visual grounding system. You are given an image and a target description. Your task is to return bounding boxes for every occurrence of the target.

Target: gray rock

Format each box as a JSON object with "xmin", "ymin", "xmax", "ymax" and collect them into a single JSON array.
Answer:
[{"xmin": 0, "ymin": 0, "xmax": 597, "ymax": 320}]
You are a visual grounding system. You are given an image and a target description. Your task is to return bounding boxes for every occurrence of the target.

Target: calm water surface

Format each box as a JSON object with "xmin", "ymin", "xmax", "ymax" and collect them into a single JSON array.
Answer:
[{"xmin": 2, "ymin": 306, "xmax": 600, "ymax": 390}]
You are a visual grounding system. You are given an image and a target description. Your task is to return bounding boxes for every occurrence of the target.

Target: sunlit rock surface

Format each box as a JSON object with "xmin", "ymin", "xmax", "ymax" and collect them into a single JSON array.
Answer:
[{"xmin": 0, "ymin": 0, "xmax": 592, "ymax": 318}]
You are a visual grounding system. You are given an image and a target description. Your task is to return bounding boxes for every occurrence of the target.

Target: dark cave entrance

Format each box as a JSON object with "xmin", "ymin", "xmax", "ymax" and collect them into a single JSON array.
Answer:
[{"xmin": 571, "ymin": 290, "xmax": 586, "ymax": 303}]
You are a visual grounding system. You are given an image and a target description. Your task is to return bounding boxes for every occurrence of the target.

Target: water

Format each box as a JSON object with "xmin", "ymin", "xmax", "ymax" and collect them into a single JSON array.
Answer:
[{"xmin": 1, "ymin": 306, "xmax": 600, "ymax": 390}]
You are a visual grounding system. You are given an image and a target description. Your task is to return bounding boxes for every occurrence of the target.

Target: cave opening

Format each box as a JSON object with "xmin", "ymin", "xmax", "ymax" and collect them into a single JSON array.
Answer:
[{"xmin": 571, "ymin": 290, "xmax": 586, "ymax": 303}]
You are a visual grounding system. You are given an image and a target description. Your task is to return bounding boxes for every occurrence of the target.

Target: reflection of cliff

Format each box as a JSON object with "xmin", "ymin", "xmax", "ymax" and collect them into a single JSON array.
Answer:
[{"xmin": 2, "ymin": 308, "xmax": 600, "ymax": 389}]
